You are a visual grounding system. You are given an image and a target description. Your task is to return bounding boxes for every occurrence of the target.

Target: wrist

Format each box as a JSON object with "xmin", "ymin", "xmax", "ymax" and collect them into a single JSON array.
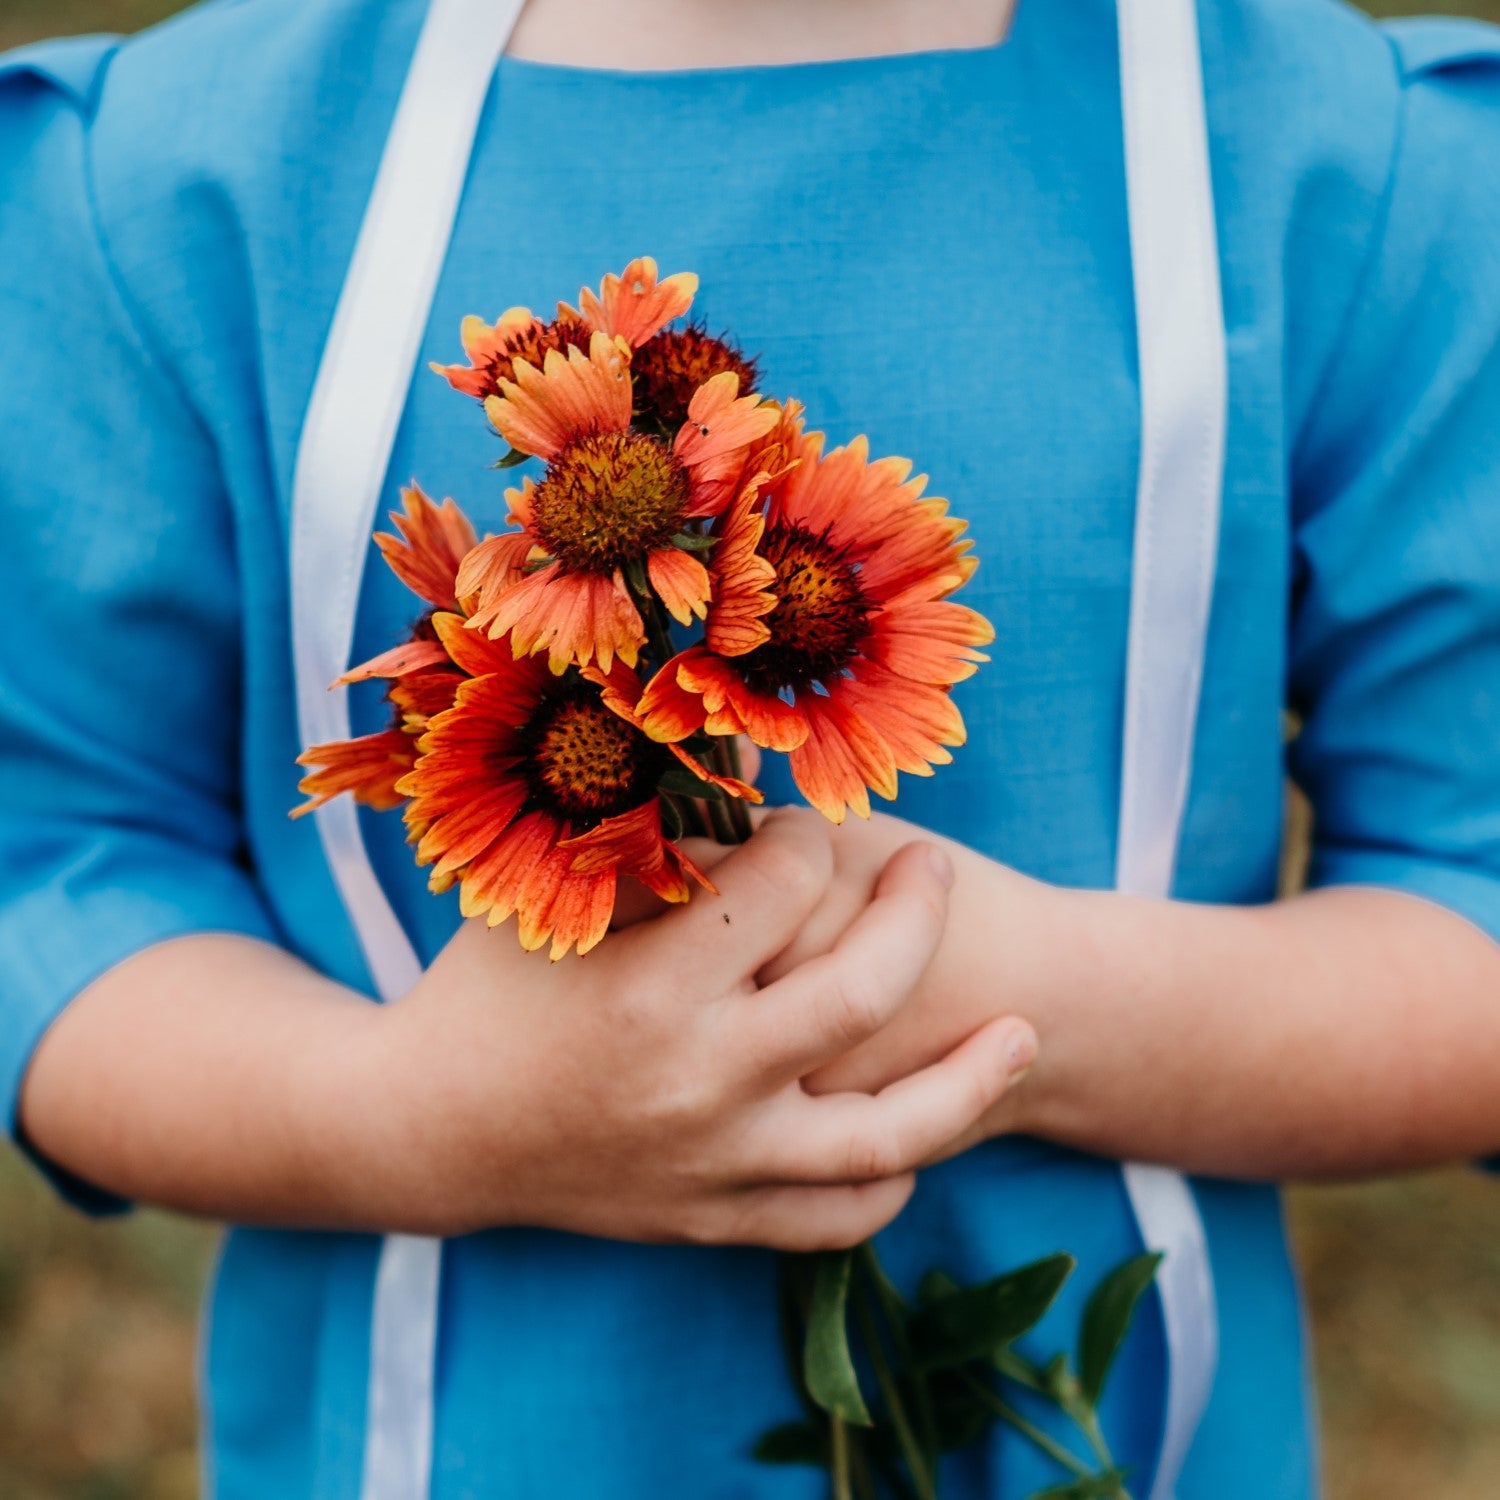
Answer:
[
  {"xmin": 999, "ymin": 880, "xmax": 1159, "ymax": 1146},
  {"xmin": 275, "ymin": 996, "xmax": 485, "ymax": 1235}
]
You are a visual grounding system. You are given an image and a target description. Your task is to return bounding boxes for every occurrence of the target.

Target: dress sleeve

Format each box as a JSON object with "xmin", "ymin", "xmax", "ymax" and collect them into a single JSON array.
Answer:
[
  {"xmin": 0, "ymin": 46, "xmax": 280, "ymax": 1210},
  {"xmin": 1287, "ymin": 25, "xmax": 1500, "ymax": 946}
]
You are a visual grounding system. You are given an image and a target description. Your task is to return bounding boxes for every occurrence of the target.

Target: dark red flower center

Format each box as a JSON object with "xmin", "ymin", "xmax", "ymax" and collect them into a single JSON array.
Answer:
[
  {"xmin": 531, "ymin": 430, "xmax": 691, "ymax": 572},
  {"xmin": 519, "ymin": 679, "xmax": 666, "ymax": 825},
  {"xmin": 629, "ymin": 323, "xmax": 761, "ymax": 432},
  {"xmin": 739, "ymin": 524, "xmax": 871, "ymax": 692}
]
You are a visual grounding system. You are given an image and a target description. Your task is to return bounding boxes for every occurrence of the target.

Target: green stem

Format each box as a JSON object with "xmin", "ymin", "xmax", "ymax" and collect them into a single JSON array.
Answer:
[
  {"xmin": 990, "ymin": 1350, "xmax": 1118, "ymax": 1477},
  {"xmin": 853, "ymin": 1285, "xmax": 936, "ymax": 1500},
  {"xmin": 957, "ymin": 1374, "xmax": 1091, "ymax": 1480},
  {"xmin": 831, "ymin": 1415, "xmax": 853, "ymax": 1500},
  {"xmin": 989, "ymin": 1349, "xmax": 1048, "ymax": 1396},
  {"xmin": 857, "ymin": 1246, "xmax": 940, "ymax": 1479},
  {"xmin": 641, "ymin": 596, "xmax": 678, "ymax": 675},
  {"xmin": 704, "ymin": 789, "xmax": 739, "ymax": 845},
  {"xmin": 723, "ymin": 733, "xmax": 747, "ymax": 782},
  {"xmin": 1077, "ymin": 1410, "xmax": 1119, "ymax": 1478},
  {"xmin": 848, "ymin": 1431, "xmax": 881, "ymax": 1500},
  {"xmin": 665, "ymin": 791, "xmax": 709, "ymax": 841},
  {"xmin": 710, "ymin": 736, "xmax": 754, "ymax": 842}
]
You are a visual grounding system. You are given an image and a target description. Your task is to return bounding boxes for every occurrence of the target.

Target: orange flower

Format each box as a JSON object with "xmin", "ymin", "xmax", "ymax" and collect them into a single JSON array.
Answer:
[
  {"xmin": 637, "ymin": 425, "xmax": 995, "ymax": 823},
  {"xmin": 432, "ymin": 257, "xmax": 696, "ymax": 405},
  {"xmin": 578, "ymin": 256, "xmax": 698, "ymax": 348},
  {"xmin": 374, "ymin": 482, "xmax": 479, "ymax": 612},
  {"xmin": 396, "ymin": 615, "xmax": 754, "ymax": 959},
  {"xmin": 430, "ymin": 306, "xmax": 593, "ymax": 404},
  {"xmin": 457, "ymin": 338, "xmax": 779, "ymax": 675},
  {"xmin": 292, "ymin": 486, "xmax": 475, "ymax": 818},
  {"xmin": 627, "ymin": 321, "xmax": 759, "ymax": 433}
]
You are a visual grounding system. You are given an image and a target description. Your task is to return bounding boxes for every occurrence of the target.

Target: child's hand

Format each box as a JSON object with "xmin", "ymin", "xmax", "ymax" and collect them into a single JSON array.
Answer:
[
  {"xmin": 755, "ymin": 813, "xmax": 1043, "ymax": 1115},
  {"xmin": 372, "ymin": 809, "xmax": 1036, "ymax": 1247}
]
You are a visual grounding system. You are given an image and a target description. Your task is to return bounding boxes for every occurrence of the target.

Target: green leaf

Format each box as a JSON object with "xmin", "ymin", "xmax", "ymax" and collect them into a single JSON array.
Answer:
[
  {"xmin": 622, "ymin": 553, "xmax": 651, "ymax": 597},
  {"xmin": 917, "ymin": 1270, "xmax": 961, "ymax": 1306},
  {"xmin": 753, "ymin": 1421, "xmax": 826, "ymax": 1467},
  {"xmin": 671, "ymin": 530, "xmax": 719, "ymax": 553},
  {"xmin": 1077, "ymin": 1253, "xmax": 1163, "ymax": 1409},
  {"xmin": 658, "ymin": 795, "xmax": 685, "ymax": 842},
  {"xmin": 1042, "ymin": 1352, "xmax": 1074, "ymax": 1403},
  {"xmin": 908, "ymin": 1254, "xmax": 1076, "ymax": 1373},
  {"xmin": 490, "ymin": 445, "xmax": 532, "ymax": 469},
  {"xmin": 804, "ymin": 1250, "xmax": 873, "ymax": 1426},
  {"xmin": 659, "ymin": 765, "xmax": 727, "ymax": 802},
  {"xmin": 926, "ymin": 1370, "xmax": 993, "ymax": 1453},
  {"xmin": 1028, "ymin": 1470, "xmax": 1129, "ymax": 1499}
]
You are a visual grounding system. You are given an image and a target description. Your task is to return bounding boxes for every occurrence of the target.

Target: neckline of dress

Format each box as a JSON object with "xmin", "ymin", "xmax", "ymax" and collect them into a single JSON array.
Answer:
[{"xmin": 495, "ymin": 2, "xmax": 1029, "ymax": 84}]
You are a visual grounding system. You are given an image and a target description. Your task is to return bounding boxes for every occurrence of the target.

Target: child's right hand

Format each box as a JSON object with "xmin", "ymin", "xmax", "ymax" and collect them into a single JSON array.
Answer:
[{"xmin": 372, "ymin": 808, "xmax": 1035, "ymax": 1249}]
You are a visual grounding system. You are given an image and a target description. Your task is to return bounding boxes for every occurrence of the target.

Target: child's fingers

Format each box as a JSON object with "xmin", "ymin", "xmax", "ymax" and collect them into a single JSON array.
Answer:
[
  {"xmin": 626, "ymin": 807, "xmax": 836, "ymax": 986},
  {"xmin": 750, "ymin": 1018, "xmax": 1037, "ymax": 1185},
  {"xmin": 688, "ymin": 1176, "xmax": 916, "ymax": 1253},
  {"xmin": 729, "ymin": 840, "xmax": 952, "ymax": 1084}
]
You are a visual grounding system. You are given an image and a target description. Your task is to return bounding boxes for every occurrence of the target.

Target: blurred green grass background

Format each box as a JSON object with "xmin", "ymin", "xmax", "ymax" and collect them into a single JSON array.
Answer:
[{"xmin": 5, "ymin": 1, "xmax": 1500, "ymax": 1496}]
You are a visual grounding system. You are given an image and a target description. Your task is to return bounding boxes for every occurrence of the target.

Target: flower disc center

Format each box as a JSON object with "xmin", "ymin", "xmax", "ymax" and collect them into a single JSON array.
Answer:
[
  {"xmin": 742, "ymin": 525, "xmax": 871, "ymax": 691},
  {"xmin": 522, "ymin": 682, "xmax": 662, "ymax": 825},
  {"xmin": 532, "ymin": 431, "xmax": 691, "ymax": 571},
  {"xmin": 630, "ymin": 324, "xmax": 760, "ymax": 432}
]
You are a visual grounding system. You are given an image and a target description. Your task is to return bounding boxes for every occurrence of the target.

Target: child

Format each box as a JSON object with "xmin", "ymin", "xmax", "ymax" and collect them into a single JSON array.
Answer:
[{"xmin": 2, "ymin": 0, "xmax": 1499, "ymax": 1495}]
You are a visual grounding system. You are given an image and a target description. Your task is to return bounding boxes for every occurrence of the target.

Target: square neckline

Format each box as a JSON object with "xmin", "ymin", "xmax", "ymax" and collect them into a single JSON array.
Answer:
[{"xmin": 495, "ymin": 0, "xmax": 1030, "ymax": 84}]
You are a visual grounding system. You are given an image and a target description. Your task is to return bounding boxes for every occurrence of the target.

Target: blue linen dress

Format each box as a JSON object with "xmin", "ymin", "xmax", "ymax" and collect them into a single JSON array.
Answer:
[{"xmin": 2, "ymin": 1, "xmax": 1499, "ymax": 1494}]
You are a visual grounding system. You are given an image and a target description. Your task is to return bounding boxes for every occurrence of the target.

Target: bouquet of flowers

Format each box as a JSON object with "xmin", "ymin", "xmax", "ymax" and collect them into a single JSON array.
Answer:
[{"xmin": 295, "ymin": 258, "xmax": 1158, "ymax": 1499}]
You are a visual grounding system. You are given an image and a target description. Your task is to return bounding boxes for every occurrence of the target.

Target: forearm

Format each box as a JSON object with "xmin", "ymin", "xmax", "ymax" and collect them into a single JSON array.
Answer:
[
  {"xmin": 16, "ymin": 934, "xmax": 407, "ymax": 1230},
  {"xmin": 966, "ymin": 861, "xmax": 1500, "ymax": 1178},
  {"xmin": 802, "ymin": 820, "xmax": 1500, "ymax": 1179}
]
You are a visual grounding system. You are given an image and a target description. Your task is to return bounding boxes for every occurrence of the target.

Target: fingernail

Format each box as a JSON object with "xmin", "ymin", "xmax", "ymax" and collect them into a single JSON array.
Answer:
[
  {"xmin": 926, "ymin": 845, "xmax": 955, "ymax": 890},
  {"xmin": 1004, "ymin": 1023, "xmax": 1038, "ymax": 1078}
]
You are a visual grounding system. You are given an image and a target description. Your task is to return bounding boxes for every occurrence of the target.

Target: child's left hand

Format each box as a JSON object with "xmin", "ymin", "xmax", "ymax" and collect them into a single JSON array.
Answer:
[
  {"xmin": 757, "ymin": 812, "xmax": 1045, "ymax": 1117},
  {"xmin": 618, "ymin": 805, "xmax": 1045, "ymax": 1153}
]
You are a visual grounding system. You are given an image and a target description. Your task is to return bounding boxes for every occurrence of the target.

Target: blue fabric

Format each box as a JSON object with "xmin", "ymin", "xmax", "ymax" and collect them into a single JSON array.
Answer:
[{"xmin": 2, "ymin": 0, "xmax": 1499, "ymax": 1493}]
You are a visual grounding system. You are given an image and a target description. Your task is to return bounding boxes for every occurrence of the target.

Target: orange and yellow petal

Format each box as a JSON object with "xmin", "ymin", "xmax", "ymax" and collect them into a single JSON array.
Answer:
[
  {"xmin": 335, "ymin": 637, "xmax": 451, "ymax": 689},
  {"xmin": 786, "ymin": 667, "xmax": 968, "ymax": 824},
  {"xmin": 773, "ymin": 437, "xmax": 976, "ymax": 605},
  {"xmin": 632, "ymin": 652, "xmax": 711, "ymax": 743},
  {"xmin": 453, "ymin": 526, "xmax": 541, "ymax": 609},
  {"xmin": 785, "ymin": 690, "xmax": 899, "ymax": 825},
  {"xmin": 673, "ymin": 372, "xmax": 781, "ymax": 518},
  {"xmin": 441, "ymin": 807, "xmax": 618, "ymax": 960},
  {"xmin": 646, "ymin": 545, "xmax": 711, "ymax": 626},
  {"xmin": 431, "ymin": 307, "xmax": 594, "ymax": 403},
  {"xmin": 665, "ymin": 742, "xmax": 762, "ymax": 804},
  {"xmin": 484, "ymin": 332, "xmax": 632, "ymax": 461},
  {"xmin": 429, "ymin": 308, "xmax": 538, "ymax": 397},
  {"xmin": 372, "ymin": 485, "xmax": 480, "ymax": 610},
  {"xmin": 389, "ymin": 666, "xmax": 466, "ymax": 725},
  {"xmin": 397, "ymin": 670, "xmax": 539, "ymax": 866},
  {"xmin": 292, "ymin": 728, "xmax": 415, "ymax": 818},
  {"xmin": 837, "ymin": 663, "xmax": 967, "ymax": 773},
  {"xmin": 579, "ymin": 257, "xmax": 697, "ymax": 348},
  {"xmin": 563, "ymin": 799, "xmax": 714, "ymax": 910},
  {"xmin": 469, "ymin": 562, "xmax": 644, "ymax": 675},
  {"xmin": 675, "ymin": 648, "xmax": 810, "ymax": 753},
  {"xmin": 702, "ymin": 490, "xmax": 778, "ymax": 657},
  {"xmin": 863, "ymin": 600, "xmax": 994, "ymax": 686},
  {"xmin": 428, "ymin": 609, "xmax": 516, "ymax": 678}
]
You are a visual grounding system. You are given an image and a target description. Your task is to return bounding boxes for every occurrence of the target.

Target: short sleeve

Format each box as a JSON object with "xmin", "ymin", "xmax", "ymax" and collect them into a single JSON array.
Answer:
[
  {"xmin": 0, "ymin": 47, "xmax": 280, "ymax": 1210},
  {"xmin": 1287, "ymin": 27, "xmax": 1500, "ymax": 946}
]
